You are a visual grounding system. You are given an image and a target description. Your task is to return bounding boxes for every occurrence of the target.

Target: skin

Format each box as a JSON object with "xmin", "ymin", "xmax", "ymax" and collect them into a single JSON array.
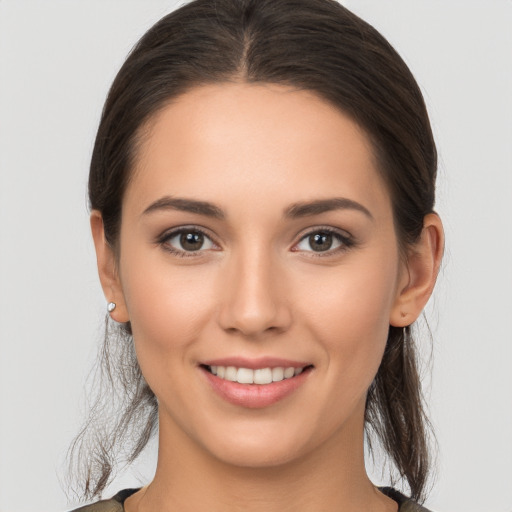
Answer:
[{"xmin": 92, "ymin": 83, "xmax": 443, "ymax": 512}]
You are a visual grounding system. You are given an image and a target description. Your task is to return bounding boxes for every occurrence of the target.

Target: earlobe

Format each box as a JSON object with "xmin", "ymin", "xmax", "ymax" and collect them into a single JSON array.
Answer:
[
  {"xmin": 390, "ymin": 213, "xmax": 444, "ymax": 327},
  {"xmin": 90, "ymin": 211, "xmax": 130, "ymax": 323}
]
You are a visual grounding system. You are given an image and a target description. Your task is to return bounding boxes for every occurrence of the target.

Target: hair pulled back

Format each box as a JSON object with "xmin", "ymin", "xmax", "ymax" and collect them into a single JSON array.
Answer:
[{"xmin": 75, "ymin": 0, "xmax": 437, "ymax": 502}]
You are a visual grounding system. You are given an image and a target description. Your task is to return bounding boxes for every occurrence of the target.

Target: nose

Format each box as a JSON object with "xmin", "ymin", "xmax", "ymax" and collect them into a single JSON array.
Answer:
[{"xmin": 217, "ymin": 248, "xmax": 292, "ymax": 338}]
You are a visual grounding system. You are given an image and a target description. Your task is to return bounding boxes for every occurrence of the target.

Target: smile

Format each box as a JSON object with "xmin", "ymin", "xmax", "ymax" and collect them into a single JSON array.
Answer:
[
  {"xmin": 206, "ymin": 365, "xmax": 306, "ymax": 384},
  {"xmin": 201, "ymin": 363, "xmax": 313, "ymax": 408}
]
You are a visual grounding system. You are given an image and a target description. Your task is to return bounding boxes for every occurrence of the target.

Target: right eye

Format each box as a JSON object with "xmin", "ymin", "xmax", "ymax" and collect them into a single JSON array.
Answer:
[{"xmin": 159, "ymin": 228, "xmax": 217, "ymax": 257}]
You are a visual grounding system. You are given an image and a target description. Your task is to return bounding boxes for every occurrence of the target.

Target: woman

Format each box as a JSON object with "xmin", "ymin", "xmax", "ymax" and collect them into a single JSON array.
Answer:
[{"xmin": 70, "ymin": 0, "xmax": 444, "ymax": 510}]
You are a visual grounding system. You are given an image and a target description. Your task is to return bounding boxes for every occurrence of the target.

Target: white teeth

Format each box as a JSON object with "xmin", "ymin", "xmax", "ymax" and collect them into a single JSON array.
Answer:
[
  {"xmin": 284, "ymin": 367, "xmax": 295, "ymax": 379},
  {"xmin": 254, "ymin": 368, "xmax": 273, "ymax": 385},
  {"xmin": 271, "ymin": 367, "xmax": 284, "ymax": 382},
  {"xmin": 225, "ymin": 366, "xmax": 237, "ymax": 382},
  {"xmin": 236, "ymin": 367, "xmax": 254, "ymax": 384},
  {"xmin": 208, "ymin": 365, "xmax": 307, "ymax": 384}
]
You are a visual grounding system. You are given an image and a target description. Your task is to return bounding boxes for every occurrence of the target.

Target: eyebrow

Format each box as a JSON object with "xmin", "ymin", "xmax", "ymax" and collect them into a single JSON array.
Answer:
[
  {"xmin": 142, "ymin": 196, "xmax": 225, "ymax": 219},
  {"xmin": 142, "ymin": 196, "xmax": 373, "ymax": 221},
  {"xmin": 284, "ymin": 197, "xmax": 373, "ymax": 220}
]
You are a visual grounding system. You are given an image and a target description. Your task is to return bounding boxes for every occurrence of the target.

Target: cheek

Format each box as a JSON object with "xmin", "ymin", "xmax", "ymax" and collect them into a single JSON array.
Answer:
[
  {"xmin": 304, "ymin": 249, "xmax": 398, "ymax": 333},
  {"xmin": 119, "ymin": 249, "xmax": 216, "ymax": 364},
  {"xmin": 301, "ymin": 250, "xmax": 399, "ymax": 391}
]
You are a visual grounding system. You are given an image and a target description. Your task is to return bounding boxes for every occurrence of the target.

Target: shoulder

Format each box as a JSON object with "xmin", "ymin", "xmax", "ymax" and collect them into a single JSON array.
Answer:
[
  {"xmin": 400, "ymin": 501, "xmax": 432, "ymax": 512},
  {"xmin": 70, "ymin": 487, "xmax": 432, "ymax": 512},
  {"xmin": 380, "ymin": 487, "xmax": 433, "ymax": 512},
  {"xmin": 69, "ymin": 489, "xmax": 140, "ymax": 512}
]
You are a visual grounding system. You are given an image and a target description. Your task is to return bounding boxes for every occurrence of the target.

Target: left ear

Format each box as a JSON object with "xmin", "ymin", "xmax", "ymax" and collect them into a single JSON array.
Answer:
[{"xmin": 390, "ymin": 213, "xmax": 444, "ymax": 327}]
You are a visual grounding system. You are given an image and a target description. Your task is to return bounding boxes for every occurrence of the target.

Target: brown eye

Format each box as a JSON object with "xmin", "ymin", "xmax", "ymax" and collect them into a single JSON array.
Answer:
[
  {"xmin": 294, "ymin": 229, "xmax": 352, "ymax": 255},
  {"xmin": 308, "ymin": 232, "xmax": 333, "ymax": 252},
  {"xmin": 162, "ymin": 229, "xmax": 216, "ymax": 255},
  {"xmin": 180, "ymin": 232, "xmax": 205, "ymax": 251}
]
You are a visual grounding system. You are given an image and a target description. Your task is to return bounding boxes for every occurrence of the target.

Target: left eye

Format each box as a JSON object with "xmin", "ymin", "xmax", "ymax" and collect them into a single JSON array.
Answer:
[
  {"xmin": 164, "ymin": 230, "xmax": 216, "ymax": 253},
  {"xmin": 295, "ymin": 230, "xmax": 347, "ymax": 253}
]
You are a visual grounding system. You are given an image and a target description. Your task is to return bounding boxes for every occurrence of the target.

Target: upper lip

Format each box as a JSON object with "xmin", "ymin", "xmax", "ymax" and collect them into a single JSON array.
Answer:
[{"xmin": 201, "ymin": 356, "xmax": 311, "ymax": 370}]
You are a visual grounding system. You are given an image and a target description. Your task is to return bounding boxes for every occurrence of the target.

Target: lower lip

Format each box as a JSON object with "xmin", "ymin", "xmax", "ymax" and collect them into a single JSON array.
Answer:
[{"xmin": 201, "ymin": 367, "xmax": 311, "ymax": 408}]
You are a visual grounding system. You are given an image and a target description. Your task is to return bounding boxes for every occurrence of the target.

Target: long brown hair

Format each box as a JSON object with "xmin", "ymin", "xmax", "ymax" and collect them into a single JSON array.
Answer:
[{"xmin": 70, "ymin": 0, "xmax": 438, "ymax": 502}]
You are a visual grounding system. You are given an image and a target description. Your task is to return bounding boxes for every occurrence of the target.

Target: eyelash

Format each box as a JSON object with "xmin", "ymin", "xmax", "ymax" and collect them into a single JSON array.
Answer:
[
  {"xmin": 156, "ymin": 226, "xmax": 355, "ymax": 259},
  {"xmin": 156, "ymin": 226, "xmax": 217, "ymax": 258},
  {"xmin": 293, "ymin": 227, "xmax": 355, "ymax": 258}
]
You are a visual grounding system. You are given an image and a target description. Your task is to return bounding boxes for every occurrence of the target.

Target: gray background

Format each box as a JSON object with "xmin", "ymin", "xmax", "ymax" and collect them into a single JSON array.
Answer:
[{"xmin": 0, "ymin": 1, "xmax": 511, "ymax": 511}]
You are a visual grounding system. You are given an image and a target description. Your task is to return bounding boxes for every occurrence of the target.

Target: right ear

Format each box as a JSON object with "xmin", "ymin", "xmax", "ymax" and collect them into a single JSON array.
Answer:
[{"xmin": 90, "ymin": 211, "xmax": 130, "ymax": 323}]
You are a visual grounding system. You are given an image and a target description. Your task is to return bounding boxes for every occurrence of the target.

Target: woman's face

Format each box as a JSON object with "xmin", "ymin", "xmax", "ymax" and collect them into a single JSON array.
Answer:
[{"xmin": 110, "ymin": 83, "xmax": 409, "ymax": 467}]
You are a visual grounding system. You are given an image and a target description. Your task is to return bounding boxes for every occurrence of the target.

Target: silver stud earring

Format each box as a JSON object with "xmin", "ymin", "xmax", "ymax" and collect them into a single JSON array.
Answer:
[{"xmin": 107, "ymin": 302, "xmax": 116, "ymax": 313}]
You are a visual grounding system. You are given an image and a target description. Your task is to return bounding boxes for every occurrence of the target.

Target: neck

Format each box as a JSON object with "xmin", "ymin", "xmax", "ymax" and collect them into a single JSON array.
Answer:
[{"xmin": 128, "ymin": 409, "xmax": 397, "ymax": 512}]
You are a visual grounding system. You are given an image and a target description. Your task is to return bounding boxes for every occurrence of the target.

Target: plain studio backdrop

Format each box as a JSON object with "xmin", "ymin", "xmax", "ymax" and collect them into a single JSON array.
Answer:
[{"xmin": 0, "ymin": 1, "xmax": 511, "ymax": 511}]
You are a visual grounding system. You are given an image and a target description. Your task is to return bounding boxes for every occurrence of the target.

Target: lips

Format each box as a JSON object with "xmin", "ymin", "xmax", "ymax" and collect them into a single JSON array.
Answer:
[
  {"xmin": 200, "ymin": 358, "xmax": 313, "ymax": 408},
  {"xmin": 206, "ymin": 365, "xmax": 305, "ymax": 384}
]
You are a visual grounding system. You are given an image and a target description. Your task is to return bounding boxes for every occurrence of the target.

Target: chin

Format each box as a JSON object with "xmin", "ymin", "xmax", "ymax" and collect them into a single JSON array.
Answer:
[
  {"xmin": 193, "ymin": 418, "xmax": 327, "ymax": 470},
  {"xmin": 210, "ymin": 440, "xmax": 305, "ymax": 470}
]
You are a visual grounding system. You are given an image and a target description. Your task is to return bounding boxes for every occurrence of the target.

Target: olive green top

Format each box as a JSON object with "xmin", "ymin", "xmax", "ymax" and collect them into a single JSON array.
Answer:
[{"xmin": 70, "ymin": 487, "xmax": 432, "ymax": 511}]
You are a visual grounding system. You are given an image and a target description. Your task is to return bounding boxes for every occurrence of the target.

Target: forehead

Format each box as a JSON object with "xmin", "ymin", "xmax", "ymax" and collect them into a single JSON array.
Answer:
[{"xmin": 126, "ymin": 82, "xmax": 391, "ymax": 218}]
